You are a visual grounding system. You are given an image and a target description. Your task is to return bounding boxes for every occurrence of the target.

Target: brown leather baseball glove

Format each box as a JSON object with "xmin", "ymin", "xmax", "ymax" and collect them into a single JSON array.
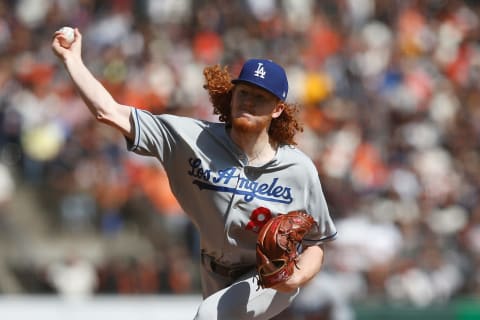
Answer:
[{"xmin": 256, "ymin": 210, "xmax": 317, "ymax": 288}]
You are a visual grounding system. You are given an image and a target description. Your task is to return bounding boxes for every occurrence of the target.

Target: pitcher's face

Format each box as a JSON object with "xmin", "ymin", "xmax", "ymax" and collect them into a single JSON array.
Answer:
[{"xmin": 230, "ymin": 83, "xmax": 283, "ymax": 133}]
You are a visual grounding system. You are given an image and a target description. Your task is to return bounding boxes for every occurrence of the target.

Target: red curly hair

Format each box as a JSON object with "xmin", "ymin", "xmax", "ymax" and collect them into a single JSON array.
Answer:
[{"xmin": 203, "ymin": 65, "xmax": 303, "ymax": 146}]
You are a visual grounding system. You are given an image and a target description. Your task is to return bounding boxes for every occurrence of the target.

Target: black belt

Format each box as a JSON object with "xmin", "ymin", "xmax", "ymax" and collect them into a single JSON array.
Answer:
[{"xmin": 202, "ymin": 253, "xmax": 254, "ymax": 279}]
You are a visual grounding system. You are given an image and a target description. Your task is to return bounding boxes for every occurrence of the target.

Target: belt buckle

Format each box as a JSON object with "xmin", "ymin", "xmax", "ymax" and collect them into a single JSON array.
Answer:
[
  {"xmin": 205, "ymin": 253, "xmax": 251, "ymax": 279},
  {"xmin": 209, "ymin": 260, "xmax": 219, "ymax": 273},
  {"xmin": 210, "ymin": 259, "xmax": 237, "ymax": 278},
  {"xmin": 227, "ymin": 268, "xmax": 238, "ymax": 278},
  {"xmin": 209, "ymin": 259, "xmax": 226, "ymax": 275},
  {"xmin": 228, "ymin": 265, "xmax": 251, "ymax": 279}
]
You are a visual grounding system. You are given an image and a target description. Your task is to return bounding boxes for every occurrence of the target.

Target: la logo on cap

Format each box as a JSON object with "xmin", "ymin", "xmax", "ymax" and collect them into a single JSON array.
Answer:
[
  {"xmin": 232, "ymin": 58, "xmax": 289, "ymax": 101},
  {"xmin": 254, "ymin": 62, "xmax": 266, "ymax": 79}
]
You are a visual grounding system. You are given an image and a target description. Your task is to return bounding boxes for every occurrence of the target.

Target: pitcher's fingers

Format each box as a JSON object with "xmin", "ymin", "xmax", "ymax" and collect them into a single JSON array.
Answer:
[{"xmin": 73, "ymin": 28, "xmax": 82, "ymax": 42}]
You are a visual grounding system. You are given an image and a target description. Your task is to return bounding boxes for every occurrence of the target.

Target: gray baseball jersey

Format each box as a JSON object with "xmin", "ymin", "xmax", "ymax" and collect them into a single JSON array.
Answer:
[{"xmin": 126, "ymin": 107, "xmax": 337, "ymax": 317}]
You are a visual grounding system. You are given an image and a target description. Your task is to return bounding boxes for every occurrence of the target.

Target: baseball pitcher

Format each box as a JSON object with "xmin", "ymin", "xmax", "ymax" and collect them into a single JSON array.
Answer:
[{"xmin": 52, "ymin": 27, "xmax": 337, "ymax": 320}]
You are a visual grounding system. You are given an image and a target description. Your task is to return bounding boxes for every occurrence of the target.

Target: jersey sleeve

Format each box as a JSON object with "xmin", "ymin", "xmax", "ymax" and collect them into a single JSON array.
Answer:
[
  {"xmin": 302, "ymin": 166, "xmax": 337, "ymax": 246},
  {"xmin": 126, "ymin": 108, "xmax": 179, "ymax": 165}
]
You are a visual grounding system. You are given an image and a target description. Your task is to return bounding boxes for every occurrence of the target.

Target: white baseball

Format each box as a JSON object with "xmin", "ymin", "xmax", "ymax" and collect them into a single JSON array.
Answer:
[{"xmin": 58, "ymin": 26, "xmax": 75, "ymax": 48}]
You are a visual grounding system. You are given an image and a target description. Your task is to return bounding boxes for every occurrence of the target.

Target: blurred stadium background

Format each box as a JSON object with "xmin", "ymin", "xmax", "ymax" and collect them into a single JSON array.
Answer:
[{"xmin": 1, "ymin": 0, "xmax": 480, "ymax": 319}]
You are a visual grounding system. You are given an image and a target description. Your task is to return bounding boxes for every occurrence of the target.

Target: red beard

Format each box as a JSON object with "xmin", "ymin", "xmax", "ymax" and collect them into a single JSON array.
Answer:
[{"xmin": 231, "ymin": 114, "xmax": 270, "ymax": 134}]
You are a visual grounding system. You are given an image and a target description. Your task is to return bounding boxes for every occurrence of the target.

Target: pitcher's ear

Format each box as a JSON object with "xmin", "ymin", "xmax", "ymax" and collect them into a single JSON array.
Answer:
[{"xmin": 272, "ymin": 101, "xmax": 285, "ymax": 119}]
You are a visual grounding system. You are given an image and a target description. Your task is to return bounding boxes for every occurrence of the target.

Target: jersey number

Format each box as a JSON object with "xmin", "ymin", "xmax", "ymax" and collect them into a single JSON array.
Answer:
[{"xmin": 246, "ymin": 207, "xmax": 272, "ymax": 233}]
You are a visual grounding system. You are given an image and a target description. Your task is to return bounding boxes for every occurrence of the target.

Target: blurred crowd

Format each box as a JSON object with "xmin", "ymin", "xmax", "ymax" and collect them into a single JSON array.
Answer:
[{"xmin": 1, "ymin": 0, "xmax": 480, "ymax": 318}]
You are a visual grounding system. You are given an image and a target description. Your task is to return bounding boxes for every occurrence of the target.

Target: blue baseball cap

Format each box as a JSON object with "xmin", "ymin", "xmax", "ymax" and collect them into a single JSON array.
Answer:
[{"xmin": 232, "ymin": 59, "xmax": 288, "ymax": 101}]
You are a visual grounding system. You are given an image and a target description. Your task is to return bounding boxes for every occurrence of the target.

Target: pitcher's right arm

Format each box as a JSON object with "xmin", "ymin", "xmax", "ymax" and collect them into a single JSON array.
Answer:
[{"xmin": 52, "ymin": 28, "xmax": 133, "ymax": 140}]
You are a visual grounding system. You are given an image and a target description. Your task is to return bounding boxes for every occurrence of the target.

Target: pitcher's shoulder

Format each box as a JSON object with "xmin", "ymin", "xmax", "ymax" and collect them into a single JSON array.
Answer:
[{"xmin": 279, "ymin": 145, "xmax": 317, "ymax": 168}]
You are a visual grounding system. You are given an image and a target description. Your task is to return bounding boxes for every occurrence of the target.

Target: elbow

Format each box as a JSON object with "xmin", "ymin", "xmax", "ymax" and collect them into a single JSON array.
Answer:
[
  {"xmin": 95, "ymin": 111, "xmax": 118, "ymax": 127},
  {"xmin": 92, "ymin": 103, "xmax": 132, "ymax": 136},
  {"xmin": 95, "ymin": 110, "xmax": 109, "ymax": 123},
  {"xmin": 93, "ymin": 103, "xmax": 115, "ymax": 124},
  {"xmin": 87, "ymin": 97, "xmax": 119, "ymax": 124}
]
